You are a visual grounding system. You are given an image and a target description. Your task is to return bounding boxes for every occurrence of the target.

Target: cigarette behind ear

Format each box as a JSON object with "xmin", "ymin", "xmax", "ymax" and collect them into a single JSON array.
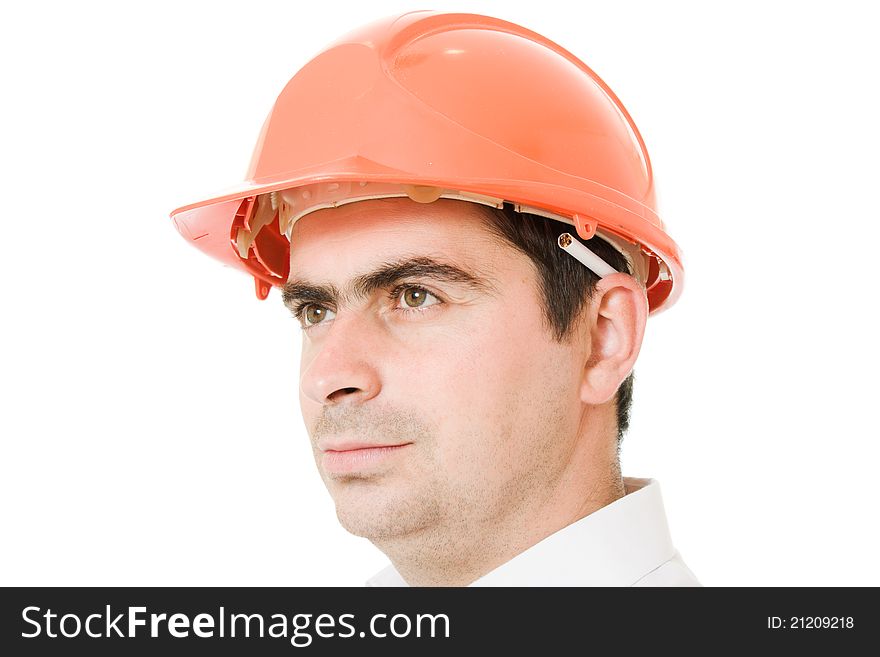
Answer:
[{"xmin": 557, "ymin": 233, "xmax": 618, "ymax": 278}]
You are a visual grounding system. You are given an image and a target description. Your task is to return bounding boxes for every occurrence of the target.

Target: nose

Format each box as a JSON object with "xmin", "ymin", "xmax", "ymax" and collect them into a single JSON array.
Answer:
[{"xmin": 299, "ymin": 313, "xmax": 383, "ymax": 407}]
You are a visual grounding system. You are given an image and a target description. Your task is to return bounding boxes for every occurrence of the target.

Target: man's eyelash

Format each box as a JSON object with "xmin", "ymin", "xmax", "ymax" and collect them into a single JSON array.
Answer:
[{"xmin": 290, "ymin": 303, "xmax": 314, "ymax": 322}]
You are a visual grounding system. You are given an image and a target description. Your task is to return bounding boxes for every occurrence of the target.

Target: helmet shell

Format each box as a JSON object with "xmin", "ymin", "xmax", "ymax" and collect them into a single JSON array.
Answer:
[{"xmin": 171, "ymin": 11, "xmax": 682, "ymax": 312}]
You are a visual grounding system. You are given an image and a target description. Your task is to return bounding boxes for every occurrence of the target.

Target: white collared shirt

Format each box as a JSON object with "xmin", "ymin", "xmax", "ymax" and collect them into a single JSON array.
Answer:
[{"xmin": 365, "ymin": 477, "xmax": 700, "ymax": 587}]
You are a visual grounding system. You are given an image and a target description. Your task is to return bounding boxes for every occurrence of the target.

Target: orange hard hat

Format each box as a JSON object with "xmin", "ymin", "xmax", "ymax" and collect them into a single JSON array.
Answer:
[{"xmin": 170, "ymin": 10, "xmax": 683, "ymax": 314}]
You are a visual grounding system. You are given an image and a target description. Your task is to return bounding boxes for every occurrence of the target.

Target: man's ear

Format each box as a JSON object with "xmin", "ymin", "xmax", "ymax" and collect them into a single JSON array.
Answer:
[{"xmin": 579, "ymin": 272, "xmax": 648, "ymax": 405}]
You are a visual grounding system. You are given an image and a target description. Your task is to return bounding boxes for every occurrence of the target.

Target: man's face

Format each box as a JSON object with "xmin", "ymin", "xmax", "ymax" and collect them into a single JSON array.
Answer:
[{"xmin": 286, "ymin": 198, "xmax": 589, "ymax": 542}]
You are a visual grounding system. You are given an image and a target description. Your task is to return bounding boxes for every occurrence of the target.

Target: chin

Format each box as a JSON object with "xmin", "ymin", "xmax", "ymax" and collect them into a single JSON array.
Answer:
[
  {"xmin": 332, "ymin": 485, "xmax": 442, "ymax": 541},
  {"xmin": 335, "ymin": 504, "xmax": 401, "ymax": 541}
]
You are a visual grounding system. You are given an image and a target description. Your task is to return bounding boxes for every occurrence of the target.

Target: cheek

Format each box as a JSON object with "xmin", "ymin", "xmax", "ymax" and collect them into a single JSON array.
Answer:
[
  {"xmin": 392, "ymin": 298, "xmax": 561, "ymax": 467},
  {"xmin": 393, "ymin": 302, "xmax": 534, "ymax": 404}
]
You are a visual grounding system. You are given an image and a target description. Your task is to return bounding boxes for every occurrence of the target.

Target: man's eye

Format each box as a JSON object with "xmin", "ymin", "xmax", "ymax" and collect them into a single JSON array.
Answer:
[
  {"xmin": 301, "ymin": 304, "xmax": 336, "ymax": 326},
  {"xmin": 397, "ymin": 286, "xmax": 440, "ymax": 309},
  {"xmin": 296, "ymin": 289, "xmax": 439, "ymax": 327}
]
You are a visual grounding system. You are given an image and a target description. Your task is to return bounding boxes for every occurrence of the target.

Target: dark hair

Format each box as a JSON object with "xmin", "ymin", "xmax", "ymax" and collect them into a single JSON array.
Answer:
[{"xmin": 479, "ymin": 203, "xmax": 636, "ymax": 447}]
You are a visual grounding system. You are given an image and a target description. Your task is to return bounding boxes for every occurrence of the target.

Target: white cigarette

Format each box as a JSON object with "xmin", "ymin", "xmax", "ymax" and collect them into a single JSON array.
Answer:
[{"xmin": 557, "ymin": 233, "xmax": 618, "ymax": 278}]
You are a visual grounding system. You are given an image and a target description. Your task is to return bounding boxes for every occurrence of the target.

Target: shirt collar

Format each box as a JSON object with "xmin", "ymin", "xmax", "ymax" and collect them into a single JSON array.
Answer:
[{"xmin": 365, "ymin": 477, "xmax": 676, "ymax": 587}]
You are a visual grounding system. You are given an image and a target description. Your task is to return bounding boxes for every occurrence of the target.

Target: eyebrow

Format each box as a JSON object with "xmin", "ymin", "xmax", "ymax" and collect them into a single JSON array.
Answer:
[{"xmin": 281, "ymin": 256, "xmax": 495, "ymax": 310}]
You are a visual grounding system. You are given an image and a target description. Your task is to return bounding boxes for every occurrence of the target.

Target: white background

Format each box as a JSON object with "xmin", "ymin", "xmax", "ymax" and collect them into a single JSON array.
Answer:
[{"xmin": 2, "ymin": 0, "xmax": 877, "ymax": 586}]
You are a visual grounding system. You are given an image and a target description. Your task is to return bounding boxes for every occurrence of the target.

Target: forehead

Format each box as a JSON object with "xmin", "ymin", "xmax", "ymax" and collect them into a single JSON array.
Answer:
[{"xmin": 289, "ymin": 197, "xmax": 505, "ymax": 275}]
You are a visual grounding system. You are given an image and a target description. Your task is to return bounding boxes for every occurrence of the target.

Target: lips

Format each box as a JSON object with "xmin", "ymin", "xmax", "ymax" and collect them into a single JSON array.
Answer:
[
  {"xmin": 319, "ymin": 441, "xmax": 414, "ymax": 475},
  {"xmin": 319, "ymin": 440, "xmax": 412, "ymax": 453}
]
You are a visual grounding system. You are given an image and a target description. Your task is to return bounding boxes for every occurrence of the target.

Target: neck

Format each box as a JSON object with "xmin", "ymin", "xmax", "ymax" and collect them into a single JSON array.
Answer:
[{"xmin": 373, "ymin": 434, "xmax": 624, "ymax": 586}]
